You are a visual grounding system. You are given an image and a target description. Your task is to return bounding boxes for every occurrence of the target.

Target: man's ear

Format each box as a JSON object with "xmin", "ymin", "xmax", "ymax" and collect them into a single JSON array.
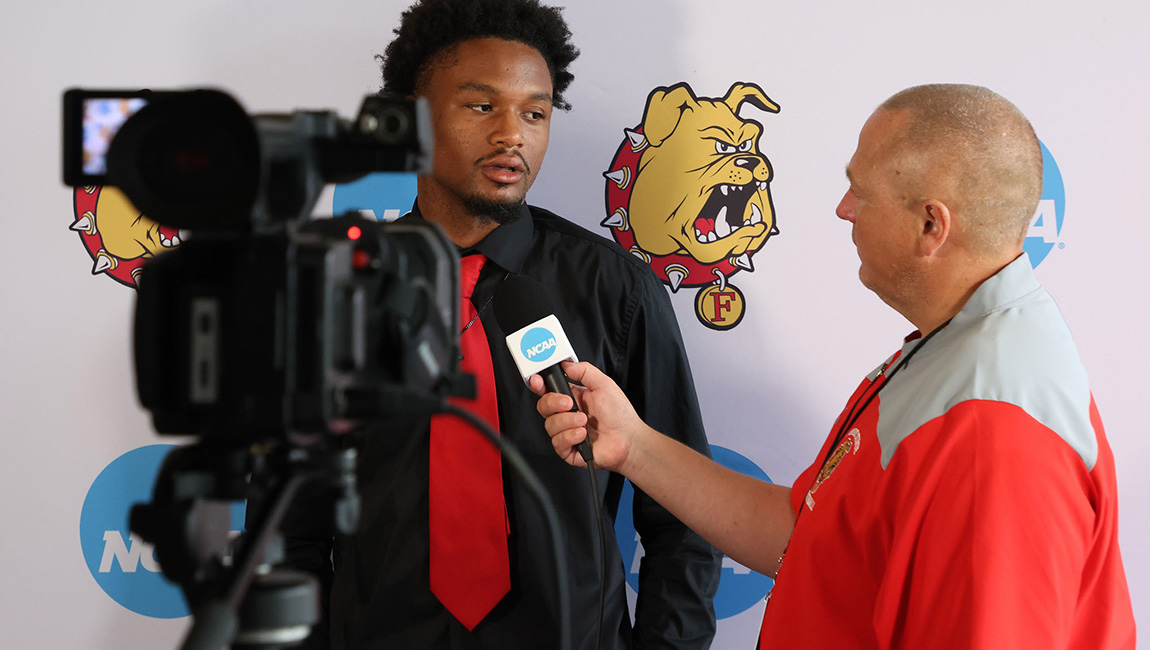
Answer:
[{"xmin": 917, "ymin": 200, "xmax": 952, "ymax": 257}]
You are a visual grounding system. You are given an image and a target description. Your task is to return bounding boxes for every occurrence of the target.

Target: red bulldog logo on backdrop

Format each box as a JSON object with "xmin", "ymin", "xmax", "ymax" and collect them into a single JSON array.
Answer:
[
  {"xmin": 70, "ymin": 186, "xmax": 180, "ymax": 287},
  {"xmin": 603, "ymin": 82, "xmax": 780, "ymax": 330}
]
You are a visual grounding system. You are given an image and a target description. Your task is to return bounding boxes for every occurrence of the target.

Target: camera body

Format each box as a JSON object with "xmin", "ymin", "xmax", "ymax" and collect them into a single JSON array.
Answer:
[
  {"xmin": 134, "ymin": 215, "xmax": 460, "ymax": 443},
  {"xmin": 63, "ymin": 88, "xmax": 461, "ymax": 441}
]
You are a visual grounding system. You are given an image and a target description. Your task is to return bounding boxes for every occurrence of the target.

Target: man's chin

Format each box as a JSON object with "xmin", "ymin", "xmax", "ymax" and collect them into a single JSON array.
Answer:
[{"xmin": 462, "ymin": 195, "xmax": 525, "ymax": 225}]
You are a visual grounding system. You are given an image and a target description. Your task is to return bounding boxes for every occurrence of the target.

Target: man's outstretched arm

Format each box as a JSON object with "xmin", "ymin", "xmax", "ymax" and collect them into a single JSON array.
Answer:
[{"xmin": 532, "ymin": 360, "xmax": 796, "ymax": 577}]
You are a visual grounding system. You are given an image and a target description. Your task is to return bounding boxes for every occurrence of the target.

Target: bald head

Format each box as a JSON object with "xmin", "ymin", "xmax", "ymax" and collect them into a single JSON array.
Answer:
[{"xmin": 878, "ymin": 84, "xmax": 1042, "ymax": 257}]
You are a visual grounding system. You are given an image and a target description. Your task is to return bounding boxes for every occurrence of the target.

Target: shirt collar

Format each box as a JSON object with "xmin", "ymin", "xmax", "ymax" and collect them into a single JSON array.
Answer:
[
  {"xmin": 400, "ymin": 201, "xmax": 533, "ymax": 274},
  {"xmin": 953, "ymin": 252, "xmax": 1041, "ymax": 325},
  {"xmin": 901, "ymin": 253, "xmax": 1040, "ymax": 348}
]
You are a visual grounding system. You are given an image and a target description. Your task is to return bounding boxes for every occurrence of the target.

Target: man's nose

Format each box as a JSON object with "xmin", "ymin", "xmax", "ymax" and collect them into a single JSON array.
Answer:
[
  {"xmin": 491, "ymin": 111, "xmax": 525, "ymax": 149},
  {"xmin": 835, "ymin": 190, "xmax": 856, "ymax": 223}
]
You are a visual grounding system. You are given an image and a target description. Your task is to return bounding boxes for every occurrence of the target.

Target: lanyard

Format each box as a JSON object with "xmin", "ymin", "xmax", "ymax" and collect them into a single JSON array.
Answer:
[
  {"xmin": 818, "ymin": 318, "xmax": 951, "ymax": 473},
  {"xmin": 770, "ymin": 319, "xmax": 952, "ymax": 580}
]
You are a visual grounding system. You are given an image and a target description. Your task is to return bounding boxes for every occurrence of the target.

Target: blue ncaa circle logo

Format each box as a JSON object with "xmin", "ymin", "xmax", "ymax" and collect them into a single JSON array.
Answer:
[
  {"xmin": 1023, "ymin": 141, "xmax": 1065, "ymax": 268},
  {"xmin": 331, "ymin": 172, "xmax": 418, "ymax": 221},
  {"xmin": 520, "ymin": 327, "xmax": 557, "ymax": 363},
  {"xmin": 79, "ymin": 445, "xmax": 248, "ymax": 618},
  {"xmin": 615, "ymin": 445, "xmax": 774, "ymax": 619},
  {"xmin": 80, "ymin": 444, "xmax": 186, "ymax": 618}
]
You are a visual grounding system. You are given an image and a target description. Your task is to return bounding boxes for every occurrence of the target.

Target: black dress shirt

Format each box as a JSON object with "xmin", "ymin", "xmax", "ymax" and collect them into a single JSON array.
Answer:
[{"xmin": 281, "ymin": 203, "xmax": 721, "ymax": 650}]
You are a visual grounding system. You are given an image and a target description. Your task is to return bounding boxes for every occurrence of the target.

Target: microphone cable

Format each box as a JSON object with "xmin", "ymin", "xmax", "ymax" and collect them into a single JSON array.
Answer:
[
  {"xmin": 542, "ymin": 371, "xmax": 606, "ymax": 650},
  {"xmin": 584, "ymin": 456, "xmax": 606, "ymax": 650},
  {"xmin": 488, "ymin": 272, "xmax": 608, "ymax": 650}
]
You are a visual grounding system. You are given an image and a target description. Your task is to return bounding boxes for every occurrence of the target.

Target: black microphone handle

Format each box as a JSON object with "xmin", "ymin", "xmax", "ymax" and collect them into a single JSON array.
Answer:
[{"xmin": 540, "ymin": 364, "xmax": 594, "ymax": 463}]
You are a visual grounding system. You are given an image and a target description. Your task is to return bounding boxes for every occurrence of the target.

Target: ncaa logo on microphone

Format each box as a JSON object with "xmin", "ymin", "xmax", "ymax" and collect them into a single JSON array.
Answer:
[
  {"xmin": 520, "ymin": 327, "xmax": 559, "ymax": 362},
  {"xmin": 505, "ymin": 314, "xmax": 577, "ymax": 381},
  {"xmin": 79, "ymin": 444, "xmax": 245, "ymax": 618}
]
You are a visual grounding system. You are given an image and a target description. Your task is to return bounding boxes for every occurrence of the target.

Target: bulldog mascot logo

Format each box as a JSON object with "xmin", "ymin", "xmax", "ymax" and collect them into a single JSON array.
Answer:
[
  {"xmin": 603, "ymin": 82, "xmax": 779, "ymax": 330},
  {"xmin": 71, "ymin": 186, "xmax": 180, "ymax": 288}
]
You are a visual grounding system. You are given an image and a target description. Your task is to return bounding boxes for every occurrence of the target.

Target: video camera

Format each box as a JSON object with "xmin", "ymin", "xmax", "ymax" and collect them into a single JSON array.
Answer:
[
  {"xmin": 63, "ymin": 88, "xmax": 462, "ymax": 436},
  {"xmin": 62, "ymin": 88, "xmax": 464, "ymax": 649}
]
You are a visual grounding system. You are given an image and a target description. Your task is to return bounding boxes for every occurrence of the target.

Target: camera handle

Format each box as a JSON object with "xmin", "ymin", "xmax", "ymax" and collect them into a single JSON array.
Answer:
[{"xmin": 131, "ymin": 443, "xmax": 359, "ymax": 650}]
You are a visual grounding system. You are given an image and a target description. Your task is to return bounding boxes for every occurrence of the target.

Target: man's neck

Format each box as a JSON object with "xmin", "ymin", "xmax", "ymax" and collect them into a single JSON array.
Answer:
[
  {"xmin": 425, "ymin": 208, "xmax": 502, "ymax": 249},
  {"xmin": 415, "ymin": 186, "xmax": 505, "ymax": 248},
  {"xmin": 906, "ymin": 251, "xmax": 1022, "ymax": 335}
]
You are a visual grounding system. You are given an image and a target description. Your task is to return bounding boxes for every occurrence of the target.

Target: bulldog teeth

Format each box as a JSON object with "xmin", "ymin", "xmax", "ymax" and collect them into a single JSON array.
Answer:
[
  {"xmin": 750, "ymin": 203, "xmax": 763, "ymax": 225},
  {"xmin": 705, "ymin": 184, "xmax": 764, "ymax": 242},
  {"xmin": 758, "ymin": 181, "xmax": 768, "ymax": 191},
  {"xmin": 715, "ymin": 207, "xmax": 732, "ymax": 238}
]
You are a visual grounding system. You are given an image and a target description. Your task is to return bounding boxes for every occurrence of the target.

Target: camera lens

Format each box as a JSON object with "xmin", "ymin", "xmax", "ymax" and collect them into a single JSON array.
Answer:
[{"xmin": 360, "ymin": 105, "xmax": 411, "ymax": 145}]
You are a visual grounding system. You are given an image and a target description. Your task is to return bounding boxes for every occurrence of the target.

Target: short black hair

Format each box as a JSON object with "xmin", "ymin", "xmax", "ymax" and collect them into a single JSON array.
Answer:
[{"xmin": 378, "ymin": 0, "xmax": 579, "ymax": 111}]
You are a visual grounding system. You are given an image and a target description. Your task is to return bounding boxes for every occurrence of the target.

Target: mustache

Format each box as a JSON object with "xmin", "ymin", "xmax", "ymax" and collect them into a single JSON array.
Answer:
[{"xmin": 476, "ymin": 149, "xmax": 531, "ymax": 177}]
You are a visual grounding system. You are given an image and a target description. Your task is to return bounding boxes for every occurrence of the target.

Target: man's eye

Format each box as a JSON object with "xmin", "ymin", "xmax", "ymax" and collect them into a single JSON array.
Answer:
[{"xmin": 469, "ymin": 104, "xmax": 492, "ymax": 112}]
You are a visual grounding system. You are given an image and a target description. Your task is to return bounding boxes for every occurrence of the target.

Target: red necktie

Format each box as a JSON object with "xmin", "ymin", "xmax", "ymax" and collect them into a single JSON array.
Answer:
[{"xmin": 429, "ymin": 253, "xmax": 510, "ymax": 630}]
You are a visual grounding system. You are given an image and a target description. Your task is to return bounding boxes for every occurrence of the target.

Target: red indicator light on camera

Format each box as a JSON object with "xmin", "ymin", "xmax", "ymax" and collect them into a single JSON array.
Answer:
[{"xmin": 353, "ymin": 249, "xmax": 371, "ymax": 270}]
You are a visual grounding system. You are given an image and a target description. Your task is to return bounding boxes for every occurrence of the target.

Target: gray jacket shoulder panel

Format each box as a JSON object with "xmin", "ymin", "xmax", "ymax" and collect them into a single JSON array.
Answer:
[{"xmin": 876, "ymin": 257, "xmax": 1097, "ymax": 470}]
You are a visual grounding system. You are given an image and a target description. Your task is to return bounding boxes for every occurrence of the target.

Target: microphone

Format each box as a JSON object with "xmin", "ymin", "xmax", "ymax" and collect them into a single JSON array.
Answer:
[{"xmin": 492, "ymin": 275, "xmax": 592, "ymax": 463}]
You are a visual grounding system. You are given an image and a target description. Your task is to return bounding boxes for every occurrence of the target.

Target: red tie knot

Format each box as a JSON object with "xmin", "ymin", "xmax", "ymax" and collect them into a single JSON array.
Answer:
[{"xmin": 460, "ymin": 254, "xmax": 487, "ymax": 300}]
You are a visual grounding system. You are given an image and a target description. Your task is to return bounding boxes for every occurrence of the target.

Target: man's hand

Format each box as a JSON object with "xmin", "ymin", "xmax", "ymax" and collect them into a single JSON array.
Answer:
[
  {"xmin": 529, "ymin": 360, "xmax": 648, "ymax": 473},
  {"xmin": 532, "ymin": 362, "xmax": 796, "ymax": 576}
]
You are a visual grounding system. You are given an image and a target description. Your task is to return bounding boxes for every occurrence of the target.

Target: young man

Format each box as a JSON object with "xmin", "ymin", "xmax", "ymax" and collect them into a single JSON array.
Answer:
[
  {"xmin": 535, "ymin": 84, "xmax": 1136, "ymax": 649},
  {"xmin": 282, "ymin": 1, "xmax": 721, "ymax": 648}
]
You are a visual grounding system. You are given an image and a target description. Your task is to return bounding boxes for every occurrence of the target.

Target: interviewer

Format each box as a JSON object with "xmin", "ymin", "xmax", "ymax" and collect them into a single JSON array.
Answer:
[{"xmin": 532, "ymin": 84, "xmax": 1136, "ymax": 649}]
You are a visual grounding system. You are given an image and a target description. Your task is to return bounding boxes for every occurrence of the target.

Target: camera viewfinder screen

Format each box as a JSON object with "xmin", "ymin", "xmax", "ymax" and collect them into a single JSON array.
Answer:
[{"xmin": 82, "ymin": 97, "xmax": 148, "ymax": 175}]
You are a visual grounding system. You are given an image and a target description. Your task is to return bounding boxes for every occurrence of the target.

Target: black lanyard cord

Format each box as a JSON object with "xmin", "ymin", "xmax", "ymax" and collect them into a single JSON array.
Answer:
[
  {"xmin": 771, "ymin": 318, "xmax": 953, "ymax": 580},
  {"xmin": 821, "ymin": 318, "xmax": 953, "ymax": 466}
]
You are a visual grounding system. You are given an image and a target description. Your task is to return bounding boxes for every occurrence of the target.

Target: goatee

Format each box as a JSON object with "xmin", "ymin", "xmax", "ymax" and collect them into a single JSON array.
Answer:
[{"xmin": 462, "ymin": 196, "xmax": 524, "ymax": 225}]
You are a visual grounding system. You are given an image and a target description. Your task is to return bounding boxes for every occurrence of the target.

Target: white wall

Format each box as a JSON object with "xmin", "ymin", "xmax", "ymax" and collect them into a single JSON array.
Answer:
[{"xmin": 1, "ymin": 1, "xmax": 1145, "ymax": 647}]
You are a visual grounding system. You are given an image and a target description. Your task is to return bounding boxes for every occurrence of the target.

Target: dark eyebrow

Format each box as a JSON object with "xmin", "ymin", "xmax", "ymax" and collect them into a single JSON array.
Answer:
[
  {"xmin": 457, "ymin": 82, "xmax": 554, "ymax": 106},
  {"xmin": 844, "ymin": 166, "xmax": 854, "ymax": 183},
  {"xmin": 458, "ymin": 82, "xmax": 497, "ymax": 94}
]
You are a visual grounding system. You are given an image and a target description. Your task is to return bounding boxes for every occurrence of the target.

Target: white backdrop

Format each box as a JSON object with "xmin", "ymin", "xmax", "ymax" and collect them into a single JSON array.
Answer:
[{"xmin": 1, "ymin": 1, "xmax": 1146, "ymax": 647}]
